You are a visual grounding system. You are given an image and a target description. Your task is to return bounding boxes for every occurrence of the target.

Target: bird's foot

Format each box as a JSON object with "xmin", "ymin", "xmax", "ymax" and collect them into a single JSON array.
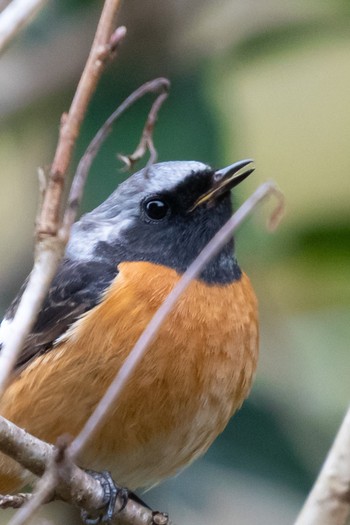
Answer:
[{"xmin": 81, "ymin": 470, "xmax": 128, "ymax": 524}]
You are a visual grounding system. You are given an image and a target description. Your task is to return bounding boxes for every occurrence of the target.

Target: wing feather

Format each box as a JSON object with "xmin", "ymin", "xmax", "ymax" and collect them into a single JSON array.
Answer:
[{"xmin": 0, "ymin": 258, "xmax": 118, "ymax": 371}]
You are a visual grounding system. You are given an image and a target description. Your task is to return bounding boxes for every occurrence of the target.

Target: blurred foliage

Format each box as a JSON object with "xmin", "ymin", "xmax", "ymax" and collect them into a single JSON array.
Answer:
[{"xmin": 1, "ymin": 0, "xmax": 350, "ymax": 523}]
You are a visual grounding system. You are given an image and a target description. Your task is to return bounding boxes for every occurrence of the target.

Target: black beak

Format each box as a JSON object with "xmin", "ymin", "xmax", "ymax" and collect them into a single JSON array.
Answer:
[
  {"xmin": 213, "ymin": 159, "xmax": 255, "ymax": 190},
  {"xmin": 190, "ymin": 159, "xmax": 255, "ymax": 211}
]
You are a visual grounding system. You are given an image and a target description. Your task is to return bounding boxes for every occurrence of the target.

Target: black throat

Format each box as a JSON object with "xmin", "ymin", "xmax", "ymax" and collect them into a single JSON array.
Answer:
[
  {"xmin": 90, "ymin": 179, "xmax": 242, "ymax": 286},
  {"xmin": 93, "ymin": 234, "xmax": 241, "ymax": 286}
]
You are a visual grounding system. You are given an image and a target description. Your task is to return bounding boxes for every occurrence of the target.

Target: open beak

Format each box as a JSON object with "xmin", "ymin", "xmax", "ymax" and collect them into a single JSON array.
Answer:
[{"xmin": 189, "ymin": 159, "xmax": 255, "ymax": 211}]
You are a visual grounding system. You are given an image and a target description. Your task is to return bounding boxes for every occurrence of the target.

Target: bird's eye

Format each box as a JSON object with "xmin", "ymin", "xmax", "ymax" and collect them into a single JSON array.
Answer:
[{"xmin": 143, "ymin": 198, "xmax": 170, "ymax": 221}]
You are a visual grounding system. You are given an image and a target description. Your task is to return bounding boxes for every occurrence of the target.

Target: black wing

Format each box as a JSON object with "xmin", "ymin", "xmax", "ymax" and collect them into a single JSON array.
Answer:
[{"xmin": 0, "ymin": 258, "xmax": 118, "ymax": 371}]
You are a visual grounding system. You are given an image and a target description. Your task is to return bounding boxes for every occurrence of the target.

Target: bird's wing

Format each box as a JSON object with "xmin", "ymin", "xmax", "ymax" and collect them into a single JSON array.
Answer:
[{"xmin": 0, "ymin": 258, "xmax": 118, "ymax": 372}]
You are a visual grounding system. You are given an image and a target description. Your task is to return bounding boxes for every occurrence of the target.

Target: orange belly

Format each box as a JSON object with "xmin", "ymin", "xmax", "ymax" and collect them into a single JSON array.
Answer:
[{"xmin": 0, "ymin": 261, "xmax": 259, "ymax": 492}]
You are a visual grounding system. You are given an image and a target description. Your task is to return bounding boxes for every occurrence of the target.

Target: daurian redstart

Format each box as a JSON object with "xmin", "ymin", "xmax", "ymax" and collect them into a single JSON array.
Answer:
[{"xmin": 0, "ymin": 160, "xmax": 258, "ymax": 506}]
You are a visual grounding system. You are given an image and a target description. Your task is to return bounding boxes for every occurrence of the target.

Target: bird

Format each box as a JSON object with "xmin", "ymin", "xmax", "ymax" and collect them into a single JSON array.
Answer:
[{"xmin": 0, "ymin": 159, "xmax": 259, "ymax": 507}]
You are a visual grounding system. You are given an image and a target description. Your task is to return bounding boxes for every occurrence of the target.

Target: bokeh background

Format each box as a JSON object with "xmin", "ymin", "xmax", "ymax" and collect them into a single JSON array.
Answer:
[{"xmin": 0, "ymin": 0, "xmax": 350, "ymax": 523}]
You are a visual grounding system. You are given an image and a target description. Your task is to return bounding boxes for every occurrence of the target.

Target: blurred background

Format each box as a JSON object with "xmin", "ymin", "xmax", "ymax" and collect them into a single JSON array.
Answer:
[{"xmin": 0, "ymin": 0, "xmax": 350, "ymax": 523}]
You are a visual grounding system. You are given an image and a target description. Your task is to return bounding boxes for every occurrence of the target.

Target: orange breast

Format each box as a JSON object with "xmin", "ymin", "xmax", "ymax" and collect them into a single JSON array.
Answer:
[{"xmin": 0, "ymin": 261, "xmax": 259, "ymax": 491}]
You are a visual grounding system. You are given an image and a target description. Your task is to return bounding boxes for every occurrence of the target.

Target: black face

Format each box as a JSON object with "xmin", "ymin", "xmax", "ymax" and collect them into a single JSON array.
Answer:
[{"xmin": 94, "ymin": 169, "xmax": 242, "ymax": 285}]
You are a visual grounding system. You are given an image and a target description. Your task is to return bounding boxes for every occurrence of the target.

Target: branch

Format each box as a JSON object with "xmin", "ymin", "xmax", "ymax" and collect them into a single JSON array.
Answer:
[
  {"xmin": 0, "ymin": 0, "xmax": 124, "ymax": 398},
  {"xmin": 69, "ymin": 181, "xmax": 285, "ymax": 459},
  {"xmin": 0, "ymin": 0, "xmax": 48, "ymax": 54},
  {"xmin": 38, "ymin": 11, "xmax": 125, "ymax": 238},
  {"xmin": 118, "ymin": 83, "xmax": 170, "ymax": 169},
  {"xmin": 0, "ymin": 183, "xmax": 283, "ymax": 524},
  {"xmin": 61, "ymin": 77, "xmax": 170, "ymax": 236},
  {"xmin": 0, "ymin": 493, "xmax": 31, "ymax": 509},
  {"xmin": 294, "ymin": 405, "xmax": 350, "ymax": 525},
  {"xmin": 0, "ymin": 417, "xmax": 165, "ymax": 525}
]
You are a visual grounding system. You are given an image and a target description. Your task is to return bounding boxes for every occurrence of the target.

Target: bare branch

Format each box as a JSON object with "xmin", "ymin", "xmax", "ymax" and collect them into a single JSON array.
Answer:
[
  {"xmin": 0, "ymin": 493, "xmax": 31, "ymax": 510},
  {"xmin": 0, "ymin": 417, "xmax": 169, "ymax": 525},
  {"xmin": 0, "ymin": 0, "xmax": 124, "ymax": 398},
  {"xmin": 37, "ymin": 3, "xmax": 125, "ymax": 238},
  {"xmin": 61, "ymin": 77, "xmax": 170, "ymax": 236},
  {"xmin": 294, "ymin": 405, "xmax": 350, "ymax": 525},
  {"xmin": 118, "ymin": 83, "xmax": 170, "ymax": 169},
  {"xmin": 69, "ymin": 181, "xmax": 285, "ymax": 459},
  {"xmin": 0, "ymin": 0, "xmax": 48, "ymax": 54}
]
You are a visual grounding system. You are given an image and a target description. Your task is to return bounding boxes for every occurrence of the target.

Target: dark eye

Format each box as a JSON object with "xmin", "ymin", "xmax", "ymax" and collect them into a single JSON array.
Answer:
[{"xmin": 143, "ymin": 198, "xmax": 170, "ymax": 221}]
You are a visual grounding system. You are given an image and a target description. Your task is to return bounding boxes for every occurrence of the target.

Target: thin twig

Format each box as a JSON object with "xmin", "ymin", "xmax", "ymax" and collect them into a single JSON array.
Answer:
[
  {"xmin": 294, "ymin": 405, "xmax": 350, "ymax": 525},
  {"xmin": 0, "ymin": 1, "xmax": 124, "ymax": 399},
  {"xmin": 8, "ymin": 469, "xmax": 57, "ymax": 525},
  {"xmin": 118, "ymin": 85, "xmax": 170, "ymax": 169},
  {"xmin": 0, "ymin": 493, "xmax": 31, "ymax": 509},
  {"xmin": 0, "ymin": 0, "xmax": 47, "ymax": 54},
  {"xmin": 61, "ymin": 77, "xmax": 170, "ymax": 236},
  {"xmin": 69, "ymin": 181, "xmax": 285, "ymax": 458}
]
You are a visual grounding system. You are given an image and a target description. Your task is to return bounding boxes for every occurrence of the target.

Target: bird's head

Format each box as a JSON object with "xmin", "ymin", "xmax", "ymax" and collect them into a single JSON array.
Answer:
[{"xmin": 67, "ymin": 159, "xmax": 254, "ymax": 284}]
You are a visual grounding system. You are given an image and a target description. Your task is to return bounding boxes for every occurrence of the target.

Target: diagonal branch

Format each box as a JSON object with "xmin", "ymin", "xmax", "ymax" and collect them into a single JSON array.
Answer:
[
  {"xmin": 37, "ymin": 9, "xmax": 125, "ymax": 238},
  {"xmin": 0, "ymin": 183, "xmax": 284, "ymax": 524},
  {"xmin": 0, "ymin": 0, "xmax": 124, "ymax": 399},
  {"xmin": 69, "ymin": 181, "xmax": 285, "ymax": 459}
]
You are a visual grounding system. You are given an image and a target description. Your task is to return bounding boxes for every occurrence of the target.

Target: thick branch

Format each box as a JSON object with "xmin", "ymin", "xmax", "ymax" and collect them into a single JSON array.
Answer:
[
  {"xmin": 0, "ymin": 416, "xmax": 164, "ymax": 525},
  {"xmin": 0, "ymin": 415, "xmax": 53, "ymax": 477},
  {"xmin": 294, "ymin": 406, "xmax": 350, "ymax": 525}
]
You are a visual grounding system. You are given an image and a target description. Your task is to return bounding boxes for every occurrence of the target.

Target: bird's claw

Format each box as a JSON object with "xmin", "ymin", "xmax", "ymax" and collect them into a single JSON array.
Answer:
[{"xmin": 81, "ymin": 470, "xmax": 129, "ymax": 524}]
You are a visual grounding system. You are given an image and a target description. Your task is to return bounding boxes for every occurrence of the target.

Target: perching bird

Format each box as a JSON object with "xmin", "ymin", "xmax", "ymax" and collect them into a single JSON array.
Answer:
[{"xmin": 0, "ymin": 160, "xmax": 258, "ymax": 501}]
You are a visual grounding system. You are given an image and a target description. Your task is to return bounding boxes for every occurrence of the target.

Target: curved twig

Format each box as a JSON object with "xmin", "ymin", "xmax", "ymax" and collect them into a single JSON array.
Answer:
[{"xmin": 61, "ymin": 77, "xmax": 170, "ymax": 236}]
